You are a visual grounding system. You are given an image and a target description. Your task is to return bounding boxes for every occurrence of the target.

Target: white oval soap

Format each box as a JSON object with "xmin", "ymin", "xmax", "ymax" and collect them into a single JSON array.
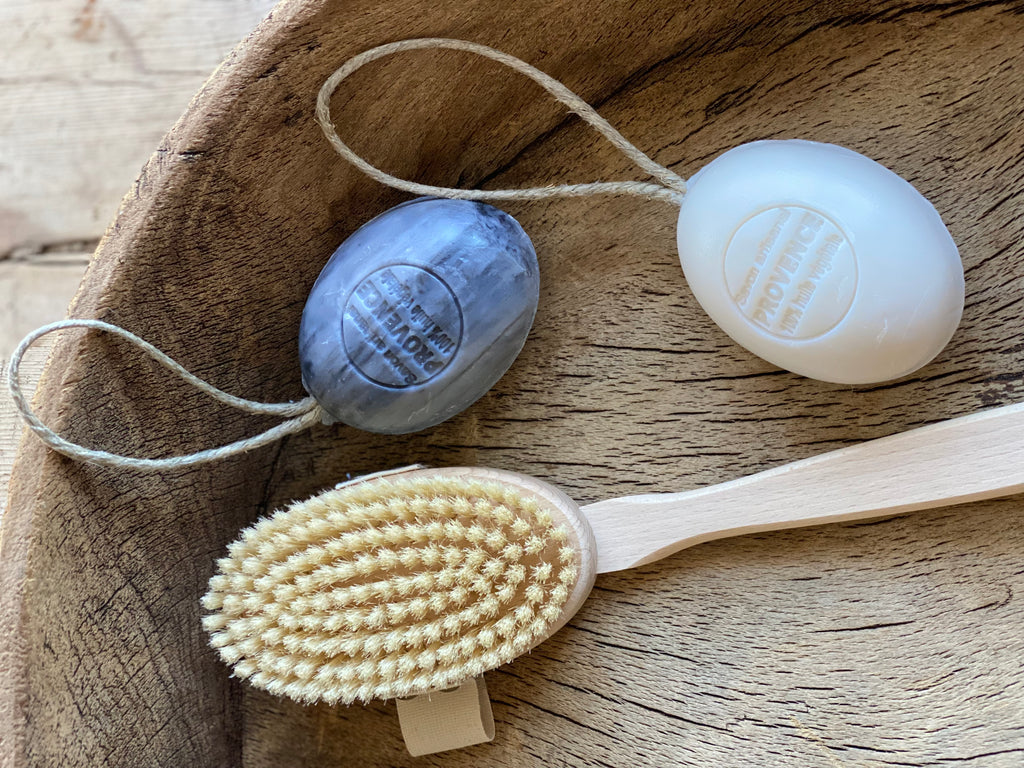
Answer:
[{"xmin": 677, "ymin": 140, "xmax": 964, "ymax": 384}]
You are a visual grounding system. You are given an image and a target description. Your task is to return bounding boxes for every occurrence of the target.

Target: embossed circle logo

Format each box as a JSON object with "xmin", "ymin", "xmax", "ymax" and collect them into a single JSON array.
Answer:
[
  {"xmin": 724, "ymin": 206, "xmax": 857, "ymax": 339},
  {"xmin": 342, "ymin": 265, "xmax": 463, "ymax": 388}
]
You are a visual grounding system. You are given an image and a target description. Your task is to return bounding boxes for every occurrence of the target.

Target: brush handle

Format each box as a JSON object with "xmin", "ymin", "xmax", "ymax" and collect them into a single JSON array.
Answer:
[{"xmin": 583, "ymin": 401, "xmax": 1024, "ymax": 573}]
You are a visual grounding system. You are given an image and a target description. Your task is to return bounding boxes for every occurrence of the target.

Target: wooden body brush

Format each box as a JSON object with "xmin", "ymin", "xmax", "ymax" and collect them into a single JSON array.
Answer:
[{"xmin": 203, "ymin": 398, "xmax": 1024, "ymax": 705}]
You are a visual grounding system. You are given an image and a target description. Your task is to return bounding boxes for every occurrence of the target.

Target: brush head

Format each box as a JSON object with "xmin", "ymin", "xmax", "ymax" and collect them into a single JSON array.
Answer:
[{"xmin": 202, "ymin": 467, "xmax": 595, "ymax": 705}]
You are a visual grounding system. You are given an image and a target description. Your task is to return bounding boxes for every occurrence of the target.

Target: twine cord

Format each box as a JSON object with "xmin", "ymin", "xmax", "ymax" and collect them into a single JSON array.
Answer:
[
  {"xmin": 7, "ymin": 320, "xmax": 323, "ymax": 471},
  {"xmin": 316, "ymin": 38, "xmax": 688, "ymax": 205},
  {"xmin": 10, "ymin": 39, "xmax": 684, "ymax": 469}
]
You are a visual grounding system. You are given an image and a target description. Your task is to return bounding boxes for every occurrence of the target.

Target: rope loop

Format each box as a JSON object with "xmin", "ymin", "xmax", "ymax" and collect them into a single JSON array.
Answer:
[
  {"xmin": 6, "ymin": 320, "xmax": 322, "ymax": 471},
  {"xmin": 316, "ymin": 38, "xmax": 687, "ymax": 205}
]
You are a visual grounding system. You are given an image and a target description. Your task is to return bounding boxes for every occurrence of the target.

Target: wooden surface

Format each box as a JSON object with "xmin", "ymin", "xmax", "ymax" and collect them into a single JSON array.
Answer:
[
  {"xmin": 0, "ymin": 0, "xmax": 277, "ymax": 257},
  {"xmin": 3, "ymin": 0, "xmax": 1024, "ymax": 766},
  {"xmin": 1, "ymin": 0, "xmax": 272, "ymax": 510}
]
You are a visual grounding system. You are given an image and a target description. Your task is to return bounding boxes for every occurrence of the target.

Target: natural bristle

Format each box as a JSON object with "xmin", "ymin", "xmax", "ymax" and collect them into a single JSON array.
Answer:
[{"xmin": 203, "ymin": 471, "xmax": 584, "ymax": 705}]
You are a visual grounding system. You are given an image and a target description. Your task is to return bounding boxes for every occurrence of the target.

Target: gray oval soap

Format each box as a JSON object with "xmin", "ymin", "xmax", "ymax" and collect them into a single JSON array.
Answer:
[{"xmin": 300, "ymin": 197, "xmax": 539, "ymax": 434}]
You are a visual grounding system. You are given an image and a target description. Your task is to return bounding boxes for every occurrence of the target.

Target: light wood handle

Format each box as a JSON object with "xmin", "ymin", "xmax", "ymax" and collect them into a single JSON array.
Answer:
[{"xmin": 583, "ymin": 401, "xmax": 1024, "ymax": 573}]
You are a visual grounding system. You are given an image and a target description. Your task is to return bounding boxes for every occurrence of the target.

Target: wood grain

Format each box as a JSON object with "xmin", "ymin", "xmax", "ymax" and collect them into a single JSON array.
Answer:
[
  {"xmin": 3, "ymin": 0, "xmax": 1024, "ymax": 766},
  {"xmin": 0, "ymin": 0, "xmax": 278, "ymax": 256}
]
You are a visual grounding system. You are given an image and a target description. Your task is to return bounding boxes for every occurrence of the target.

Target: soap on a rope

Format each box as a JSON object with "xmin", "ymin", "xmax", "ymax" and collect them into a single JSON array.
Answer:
[
  {"xmin": 677, "ymin": 140, "xmax": 964, "ymax": 384},
  {"xmin": 300, "ymin": 140, "xmax": 965, "ymax": 439},
  {"xmin": 299, "ymin": 197, "xmax": 539, "ymax": 434},
  {"xmin": 6, "ymin": 41, "xmax": 972, "ymax": 477}
]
